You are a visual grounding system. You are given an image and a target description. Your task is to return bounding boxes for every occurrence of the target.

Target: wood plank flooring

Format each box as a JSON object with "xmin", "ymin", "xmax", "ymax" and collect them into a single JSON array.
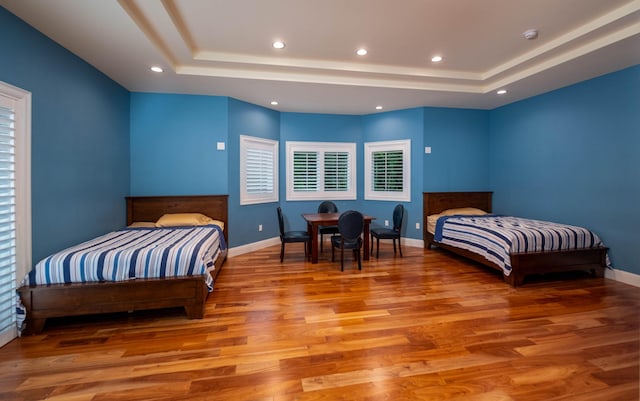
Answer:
[{"xmin": 1, "ymin": 243, "xmax": 638, "ymax": 400}]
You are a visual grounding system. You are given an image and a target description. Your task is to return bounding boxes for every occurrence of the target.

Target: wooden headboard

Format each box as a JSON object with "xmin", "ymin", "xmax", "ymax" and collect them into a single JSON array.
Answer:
[
  {"xmin": 423, "ymin": 192, "xmax": 493, "ymax": 216},
  {"xmin": 126, "ymin": 195, "xmax": 229, "ymax": 241}
]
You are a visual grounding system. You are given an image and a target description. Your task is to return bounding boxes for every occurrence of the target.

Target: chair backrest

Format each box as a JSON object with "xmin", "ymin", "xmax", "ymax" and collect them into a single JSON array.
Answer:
[
  {"xmin": 318, "ymin": 201, "xmax": 338, "ymax": 213},
  {"xmin": 337, "ymin": 210, "xmax": 364, "ymax": 241},
  {"xmin": 276, "ymin": 207, "xmax": 285, "ymax": 236},
  {"xmin": 392, "ymin": 204, "xmax": 404, "ymax": 231}
]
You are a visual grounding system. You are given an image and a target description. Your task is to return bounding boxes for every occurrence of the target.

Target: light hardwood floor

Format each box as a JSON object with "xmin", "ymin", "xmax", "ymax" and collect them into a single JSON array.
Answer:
[{"xmin": 1, "ymin": 243, "xmax": 638, "ymax": 401}]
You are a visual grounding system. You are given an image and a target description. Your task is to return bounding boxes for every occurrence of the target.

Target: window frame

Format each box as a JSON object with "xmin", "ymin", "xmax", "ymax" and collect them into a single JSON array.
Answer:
[
  {"xmin": 286, "ymin": 141, "xmax": 357, "ymax": 201},
  {"xmin": 239, "ymin": 135, "xmax": 279, "ymax": 205},
  {"xmin": 364, "ymin": 139, "xmax": 411, "ymax": 202}
]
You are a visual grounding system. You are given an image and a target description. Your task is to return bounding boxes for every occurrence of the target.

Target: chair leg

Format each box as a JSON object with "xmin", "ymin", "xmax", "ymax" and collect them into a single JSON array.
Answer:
[
  {"xmin": 280, "ymin": 242, "xmax": 285, "ymax": 262},
  {"xmin": 320, "ymin": 233, "xmax": 323, "ymax": 252},
  {"xmin": 398, "ymin": 238, "xmax": 402, "ymax": 257},
  {"xmin": 357, "ymin": 247, "xmax": 361, "ymax": 270},
  {"xmin": 331, "ymin": 242, "xmax": 335, "ymax": 262},
  {"xmin": 376, "ymin": 238, "xmax": 380, "ymax": 258},
  {"xmin": 340, "ymin": 246, "xmax": 344, "ymax": 271},
  {"xmin": 393, "ymin": 239, "xmax": 397, "ymax": 254}
]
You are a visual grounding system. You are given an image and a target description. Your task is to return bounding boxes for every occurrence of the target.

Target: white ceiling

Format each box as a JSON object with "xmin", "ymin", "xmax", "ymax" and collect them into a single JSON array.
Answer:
[{"xmin": 2, "ymin": 0, "xmax": 639, "ymax": 115}]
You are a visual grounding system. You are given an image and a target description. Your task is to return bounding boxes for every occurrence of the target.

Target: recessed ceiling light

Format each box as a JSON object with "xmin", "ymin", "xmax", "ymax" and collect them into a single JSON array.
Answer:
[
  {"xmin": 375, "ymin": 106, "xmax": 383, "ymax": 110},
  {"xmin": 431, "ymin": 55, "xmax": 443, "ymax": 63},
  {"xmin": 272, "ymin": 41, "xmax": 285, "ymax": 49},
  {"xmin": 150, "ymin": 66, "xmax": 163, "ymax": 73},
  {"xmin": 356, "ymin": 48, "xmax": 368, "ymax": 56},
  {"xmin": 523, "ymin": 29, "xmax": 539, "ymax": 40},
  {"xmin": 270, "ymin": 101, "xmax": 279, "ymax": 106},
  {"xmin": 497, "ymin": 89, "xmax": 507, "ymax": 95}
]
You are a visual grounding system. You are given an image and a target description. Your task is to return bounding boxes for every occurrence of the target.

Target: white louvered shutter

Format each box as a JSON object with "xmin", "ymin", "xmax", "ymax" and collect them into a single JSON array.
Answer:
[
  {"xmin": 246, "ymin": 147, "xmax": 274, "ymax": 194},
  {"xmin": 240, "ymin": 135, "xmax": 278, "ymax": 205},
  {"xmin": 372, "ymin": 150, "xmax": 404, "ymax": 192},
  {"xmin": 0, "ymin": 98, "xmax": 17, "ymax": 345},
  {"xmin": 293, "ymin": 151, "xmax": 318, "ymax": 192},
  {"xmin": 324, "ymin": 151, "xmax": 349, "ymax": 192}
]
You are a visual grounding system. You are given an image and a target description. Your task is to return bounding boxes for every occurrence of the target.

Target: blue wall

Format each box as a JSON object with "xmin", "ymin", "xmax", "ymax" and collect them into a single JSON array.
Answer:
[
  {"xmin": 362, "ymin": 108, "xmax": 424, "ymax": 239},
  {"xmin": 423, "ymin": 107, "xmax": 490, "ymax": 191},
  {"xmin": 0, "ymin": 7, "xmax": 130, "ymax": 263},
  {"xmin": 129, "ymin": 93, "xmax": 228, "ymax": 196},
  {"xmin": 227, "ymin": 98, "xmax": 280, "ymax": 247},
  {"xmin": 490, "ymin": 65, "xmax": 640, "ymax": 275}
]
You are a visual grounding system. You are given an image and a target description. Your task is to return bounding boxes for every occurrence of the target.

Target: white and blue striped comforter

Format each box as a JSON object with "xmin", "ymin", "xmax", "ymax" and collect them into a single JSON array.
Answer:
[
  {"xmin": 23, "ymin": 225, "xmax": 226, "ymax": 291},
  {"xmin": 434, "ymin": 215, "xmax": 605, "ymax": 276}
]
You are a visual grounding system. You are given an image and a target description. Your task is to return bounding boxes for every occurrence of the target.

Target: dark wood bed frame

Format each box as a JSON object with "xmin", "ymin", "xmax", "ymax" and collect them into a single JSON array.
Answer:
[
  {"xmin": 423, "ymin": 192, "xmax": 607, "ymax": 286},
  {"xmin": 18, "ymin": 195, "xmax": 229, "ymax": 334}
]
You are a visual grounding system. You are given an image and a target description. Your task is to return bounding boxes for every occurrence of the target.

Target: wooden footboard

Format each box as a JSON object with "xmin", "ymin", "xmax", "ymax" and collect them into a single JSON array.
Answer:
[
  {"xmin": 508, "ymin": 246, "xmax": 607, "ymax": 286},
  {"xmin": 18, "ymin": 275, "xmax": 210, "ymax": 334},
  {"xmin": 19, "ymin": 248, "xmax": 227, "ymax": 334},
  {"xmin": 429, "ymin": 237, "xmax": 607, "ymax": 286}
]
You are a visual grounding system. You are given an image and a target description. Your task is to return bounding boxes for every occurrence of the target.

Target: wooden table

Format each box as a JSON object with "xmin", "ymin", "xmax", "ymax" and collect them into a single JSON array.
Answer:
[{"xmin": 301, "ymin": 212, "xmax": 375, "ymax": 264}]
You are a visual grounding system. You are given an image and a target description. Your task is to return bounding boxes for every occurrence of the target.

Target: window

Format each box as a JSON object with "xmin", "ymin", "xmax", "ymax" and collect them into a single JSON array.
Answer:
[
  {"xmin": 365, "ymin": 139, "xmax": 410, "ymax": 201},
  {"xmin": 0, "ymin": 81, "xmax": 31, "ymax": 347},
  {"xmin": 240, "ymin": 135, "xmax": 278, "ymax": 205},
  {"xmin": 286, "ymin": 141, "xmax": 356, "ymax": 200}
]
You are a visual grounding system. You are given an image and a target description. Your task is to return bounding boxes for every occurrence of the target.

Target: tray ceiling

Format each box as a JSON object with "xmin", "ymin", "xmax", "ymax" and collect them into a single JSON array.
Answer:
[{"xmin": 1, "ymin": 0, "xmax": 639, "ymax": 114}]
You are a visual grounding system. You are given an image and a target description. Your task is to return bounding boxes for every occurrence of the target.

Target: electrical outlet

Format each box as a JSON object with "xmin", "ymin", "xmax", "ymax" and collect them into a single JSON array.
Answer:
[
  {"xmin": 258, "ymin": 224, "xmax": 263, "ymax": 232},
  {"xmin": 384, "ymin": 220, "xmax": 389, "ymax": 226},
  {"xmin": 415, "ymin": 222, "xmax": 420, "ymax": 230}
]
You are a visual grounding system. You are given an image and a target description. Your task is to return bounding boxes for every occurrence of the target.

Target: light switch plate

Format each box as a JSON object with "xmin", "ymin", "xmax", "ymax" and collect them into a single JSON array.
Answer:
[{"xmin": 217, "ymin": 142, "xmax": 225, "ymax": 150}]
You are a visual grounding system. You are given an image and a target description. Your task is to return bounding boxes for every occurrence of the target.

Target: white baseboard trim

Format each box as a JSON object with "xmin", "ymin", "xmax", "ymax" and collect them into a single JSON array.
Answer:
[
  {"xmin": 402, "ymin": 237, "xmax": 425, "ymax": 248},
  {"xmin": 228, "ymin": 237, "xmax": 280, "ymax": 258},
  {"xmin": 605, "ymin": 268, "xmax": 640, "ymax": 288},
  {"xmin": 229, "ymin": 238, "xmax": 639, "ymax": 288},
  {"xmin": 229, "ymin": 236, "xmax": 425, "ymax": 258}
]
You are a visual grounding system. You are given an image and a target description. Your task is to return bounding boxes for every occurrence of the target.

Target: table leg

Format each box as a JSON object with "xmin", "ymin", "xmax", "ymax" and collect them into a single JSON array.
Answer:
[
  {"xmin": 309, "ymin": 222, "xmax": 319, "ymax": 263},
  {"xmin": 306, "ymin": 221, "xmax": 311, "ymax": 259}
]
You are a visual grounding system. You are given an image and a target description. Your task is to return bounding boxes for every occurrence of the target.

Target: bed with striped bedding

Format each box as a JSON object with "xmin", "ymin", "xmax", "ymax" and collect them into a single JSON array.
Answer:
[
  {"xmin": 423, "ymin": 192, "xmax": 608, "ymax": 286},
  {"xmin": 434, "ymin": 215, "xmax": 607, "ymax": 277},
  {"xmin": 17, "ymin": 194, "xmax": 229, "ymax": 334},
  {"xmin": 24, "ymin": 225, "xmax": 226, "ymax": 290}
]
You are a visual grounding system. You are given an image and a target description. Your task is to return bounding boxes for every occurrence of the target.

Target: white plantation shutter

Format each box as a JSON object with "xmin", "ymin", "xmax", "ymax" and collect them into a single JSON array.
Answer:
[
  {"xmin": 365, "ymin": 140, "xmax": 410, "ymax": 201},
  {"xmin": 246, "ymin": 148, "xmax": 274, "ymax": 194},
  {"xmin": 0, "ymin": 82, "xmax": 30, "ymax": 347},
  {"xmin": 324, "ymin": 152, "xmax": 349, "ymax": 192},
  {"xmin": 286, "ymin": 142, "xmax": 356, "ymax": 200},
  {"xmin": 372, "ymin": 150, "xmax": 404, "ymax": 192},
  {"xmin": 0, "ymin": 102, "xmax": 16, "ymax": 344},
  {"xmin": 240, "ymin": 135, "xmax": 278, "ymax": 205},
  {"xmin": 293, "ymin": 151, "xmax": 318, "ymax": 192}
]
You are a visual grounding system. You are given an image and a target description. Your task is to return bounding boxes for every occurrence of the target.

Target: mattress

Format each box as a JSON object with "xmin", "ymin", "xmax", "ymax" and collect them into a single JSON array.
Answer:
[{"xmin": 23, "ymin": 225, "xmax": 226, "ymax": 291}]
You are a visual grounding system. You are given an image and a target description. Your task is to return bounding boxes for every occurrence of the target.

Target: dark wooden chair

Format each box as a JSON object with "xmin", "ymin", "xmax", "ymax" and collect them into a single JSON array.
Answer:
[
  {"xmin": 331, "ymin": 210, "xmax": 364, "ymax": 271},
  {"xmin": 370, "ymin": 204, "xmax": 404, "ymax": 258},
  {"xmin": 317, "ymin": 201, "xmax": 339, "ymax": 252},
  {"xmin": 277, "ymin": 207, "xmax": 310, "ymax": 262}
]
